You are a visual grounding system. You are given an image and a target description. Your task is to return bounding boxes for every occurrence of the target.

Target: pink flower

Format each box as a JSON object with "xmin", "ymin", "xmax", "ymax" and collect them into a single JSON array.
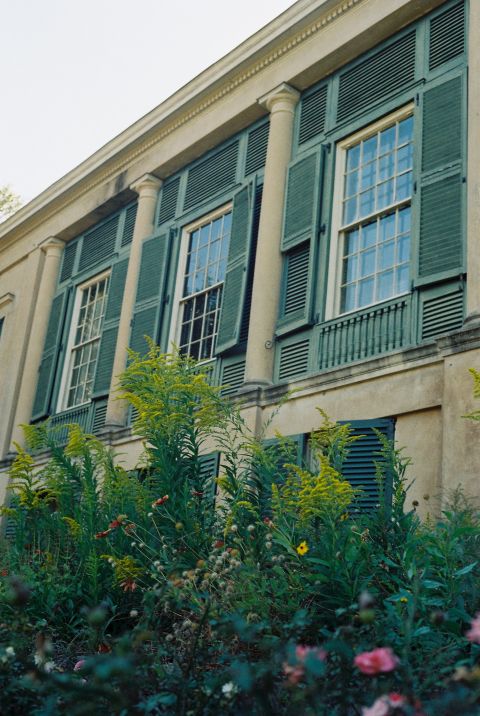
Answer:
[
  {"xmin": 466, "ymin": 613, "xmax": 480, "ymax": 643},
  {"xmin": 354, "ymin": 647, "xmax": 399, "ymax": 675},
  {"xmin": 295, "ymin": 645, "xmax": 327, "ymax": 662},
  {"xmin": 362, "ymin": 694, "xmax": 405, "ymax": 716},
  {"xmin": 73, "ymin": 659, "xmax": 85, "ymax": 672},
  {"xmin": 283, "ymin": 644, "xmax": 327, "ymax": 685}
]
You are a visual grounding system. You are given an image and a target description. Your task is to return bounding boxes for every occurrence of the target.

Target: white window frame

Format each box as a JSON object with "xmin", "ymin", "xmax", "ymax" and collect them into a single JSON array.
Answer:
[
  {"xmin": 325, "ymin": 103, "xmax": 414, "ymax": 320},
  {"xmin": 57, "ymin": 270, "xmax": 110, "ymax": 412},
  {"xmin": 168, "ymin": 202, "xmax": 233, "ymax": 363}
]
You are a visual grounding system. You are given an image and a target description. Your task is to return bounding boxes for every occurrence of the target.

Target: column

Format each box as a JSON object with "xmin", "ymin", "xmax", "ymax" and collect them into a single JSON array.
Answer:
[
  {"xmin": 243, "ymin": 83, "xmax": 300, "ymax": 387},
  {"xmin": 465, "ymin": 0, "xmax": 480, "ymax": 324},
  {"xmin": 10, "ymin": 238, "xmax": 65, "ymax": 447},
  {"xmin": 105, "ymin": 173, "xmax": 162, "ymax": 427}
]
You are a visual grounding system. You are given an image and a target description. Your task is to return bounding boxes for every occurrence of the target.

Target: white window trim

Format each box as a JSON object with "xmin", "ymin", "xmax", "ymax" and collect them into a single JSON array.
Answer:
[
  {"xmin": 168, "ymin": 202, "xmax": 232, "ymax": 362},
  {"xmin": 56, "ymin": 269, "xmax": 110, "ymax": 412},
  {"xmin": 325, "ymin": 103, "xmax": 414, "ymax": 321}
]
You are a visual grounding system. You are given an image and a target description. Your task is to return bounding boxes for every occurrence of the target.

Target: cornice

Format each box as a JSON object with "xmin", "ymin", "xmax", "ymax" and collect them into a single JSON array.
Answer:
[{"xmin": 0, "ymin": 0, "xmax": 363, "ymax": 247}]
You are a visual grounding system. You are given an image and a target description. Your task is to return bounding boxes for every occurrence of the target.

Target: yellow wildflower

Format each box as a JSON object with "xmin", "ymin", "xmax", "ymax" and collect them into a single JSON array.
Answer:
[{"xmin": 296, "ymin": 541, "xmax": 309, "ymax": 556}]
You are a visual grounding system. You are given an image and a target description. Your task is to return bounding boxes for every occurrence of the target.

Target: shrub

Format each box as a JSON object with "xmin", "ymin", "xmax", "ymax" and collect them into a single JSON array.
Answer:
[{"xmin": 1, "ymin": 349, "xmax": 480, "ymax": 714}]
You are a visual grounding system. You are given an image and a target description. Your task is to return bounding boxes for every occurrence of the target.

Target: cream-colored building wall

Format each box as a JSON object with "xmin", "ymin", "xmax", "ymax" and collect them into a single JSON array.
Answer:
[
  {"xmin": 0, "ymin": 249, "xmax": 44, "ymax": 460},
  {"xmin": 0, "ymin": 0, "xmax": 476, "ymax": 517}
]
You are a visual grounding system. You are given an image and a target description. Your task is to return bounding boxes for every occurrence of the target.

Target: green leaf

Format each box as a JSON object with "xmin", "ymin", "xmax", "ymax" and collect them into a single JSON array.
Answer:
[{"xmin": 454, "ymin": 562, "xmax": 478, "ymax": 577}]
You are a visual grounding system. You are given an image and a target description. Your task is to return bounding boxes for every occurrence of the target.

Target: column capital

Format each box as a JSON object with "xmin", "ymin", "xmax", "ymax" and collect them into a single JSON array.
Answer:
[
  {"xmin": 38, "ymin": 237, "xmax": 65, "ymax": 256},
  {"xmin": 259, "ymin": 83, "xmax": 300, "ymax": 114},
  {"xmin": 130, "ymin": 173, "xmax": 163, "ymax": 197}
]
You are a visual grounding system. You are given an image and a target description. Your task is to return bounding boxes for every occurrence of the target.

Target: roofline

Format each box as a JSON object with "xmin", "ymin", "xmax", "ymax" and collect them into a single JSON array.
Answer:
[{"xmin": 0, "ymin": 0, "xmax": 347, "ymax": 241}]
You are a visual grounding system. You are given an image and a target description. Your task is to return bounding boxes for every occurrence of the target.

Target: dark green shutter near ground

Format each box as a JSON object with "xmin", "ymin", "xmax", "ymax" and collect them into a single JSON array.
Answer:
[
  {"xmin": 341, "ymin": 419, "xmax": 395, "ymax": 511},
  {"xmin": 198, "ymin": 452, "xmax": 220, "ymax": 502},
  {"xmin": 31, "ymin": 291, "xmax": 70, "ymax": 421},
  {"xmin": 130, "ymin": 231, "xmax": 172, "ymax": 356},
  {"xmin": 216, "ymin": 182, "xmax": 256, "ymax": 354},
  {"xmin": 278, "ymin": 149, "xmax": 323, "ymax": 333},
  {"xmin": 92, "ymin": 258, "xmax": 129, "ymax": 396},
  {"xmin": 258, "ymin": 434, "xmax": 306, "ymax": 516}
]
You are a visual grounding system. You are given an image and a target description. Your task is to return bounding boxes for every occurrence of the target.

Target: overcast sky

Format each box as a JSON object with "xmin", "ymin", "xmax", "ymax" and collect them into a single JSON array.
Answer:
[{"xmin": 1, "ymin": 0, "xmax": 295, "ymax": 204}]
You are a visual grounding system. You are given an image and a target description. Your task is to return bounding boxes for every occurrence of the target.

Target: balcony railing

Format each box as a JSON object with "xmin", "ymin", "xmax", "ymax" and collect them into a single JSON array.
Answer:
[{"xmin": 317, "ymin": 296, "xmax": 411, "ymax": 370}]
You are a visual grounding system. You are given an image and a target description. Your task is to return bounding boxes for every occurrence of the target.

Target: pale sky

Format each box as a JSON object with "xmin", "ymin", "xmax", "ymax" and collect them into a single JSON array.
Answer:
[{"xmin": 1, "ymin": 0, "xmax": 295, "ymax": 204}]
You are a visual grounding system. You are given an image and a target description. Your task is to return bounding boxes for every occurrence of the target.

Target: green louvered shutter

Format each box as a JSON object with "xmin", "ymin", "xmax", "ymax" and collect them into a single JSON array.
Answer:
[
  {"xmin": 417, "ymin": 74, "xmax": 464, "ymax": 281},
  {"xmin": 416, "ymin": 71, "xmax": 465, "ymax": 337},
  {"xmin": 92, "ymin": 258, "xmax": 128, "ymax": 396},
  {"xmin": 341, "ymin": 419, "xmax": 395, "ymax": 512},
  {"xmin": 130, "ymin": 230, "xmax": 172, "ymax": 356},
  {"xmin": 258, "ymin": 434, "xmax": 306, "ymax": 516},
  {"xmin": 198, "ymin": 452, "xmax": 220, "ymax": 502},
  {"xmin": 277, "ymin": 148, "xmax": 323, "ymax": 333},
  {"xmin": 216, "ymin": 182, "xmax": 256, "ymax": 353},
  {"xmin": 31, "ymin": 291, "xmax": 70, "ymax": 421}
]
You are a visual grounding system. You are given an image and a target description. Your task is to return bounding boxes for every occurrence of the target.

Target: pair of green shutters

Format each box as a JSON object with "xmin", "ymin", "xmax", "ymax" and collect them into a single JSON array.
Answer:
[
  {"xmin": 277, "ymin": 70, "xmax": 465, "ymax": 336},
  {"xmin": 32, "ymin": 181, "xmax": 259, "ymax": 421}
]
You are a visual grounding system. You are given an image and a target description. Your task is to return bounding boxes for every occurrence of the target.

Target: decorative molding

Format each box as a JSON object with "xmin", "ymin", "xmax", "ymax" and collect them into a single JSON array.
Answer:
[
  {"xmin": 1, "ymin": 0, "xmax": 363, "ymax": 246},
  {"xmin": 0, "ymin": 292, "xmax": 14, "ymax": 312},
  {"xmin": 259, "ymin": 82, "xmax": 301, "ymax": 112},
  {"xmin": 130, "ymin": 173, "xmax": 163, "ymax": 196}
]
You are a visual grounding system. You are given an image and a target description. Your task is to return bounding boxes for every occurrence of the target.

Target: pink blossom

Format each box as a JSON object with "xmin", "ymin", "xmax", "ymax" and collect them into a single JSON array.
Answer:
[
  {"xmin": 466, "ymin": 613, "xmax": 480, "ymax": 643},
  {"xmin": 362, "ymin": 694, "xmax": 405, "ymax": 716},
  {"xmin": 354, "ymin": 647, "xmax": 399, "ymax": 675},
  {"xmin": 283, "ymin": 644, "xmax": 327, "ymax": 684},
  {"xmin": 295, "ymin": 645, "xmax": 327, "ymax": 662},
  {"xmin": 73, "ymin": 659, "xmax": 85, "ymax": 672}
]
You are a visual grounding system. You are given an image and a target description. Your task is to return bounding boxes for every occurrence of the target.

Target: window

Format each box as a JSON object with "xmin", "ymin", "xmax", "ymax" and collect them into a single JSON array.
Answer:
[
  {"xmin": 328, "ymin": 106, "xmax": 414, "ymax": 317},
  {"xmin": 59, "ymin": 272, "xmax": 110, "ymax": 409},
  {"xmin": 173, "ymin": 206, "xmax": 232, "ymax": 361}
]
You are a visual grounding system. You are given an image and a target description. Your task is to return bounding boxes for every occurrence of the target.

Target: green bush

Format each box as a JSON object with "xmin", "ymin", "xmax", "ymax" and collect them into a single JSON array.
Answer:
[{"xmin": 1, "ymin": 348, "xmax": 480, "ymax": 714}]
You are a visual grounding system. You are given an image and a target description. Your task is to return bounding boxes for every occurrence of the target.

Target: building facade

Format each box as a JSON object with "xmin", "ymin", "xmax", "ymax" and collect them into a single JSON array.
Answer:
[{"xmin": 0, "ymin": 0, "xmax": 479, "ymax": 515}]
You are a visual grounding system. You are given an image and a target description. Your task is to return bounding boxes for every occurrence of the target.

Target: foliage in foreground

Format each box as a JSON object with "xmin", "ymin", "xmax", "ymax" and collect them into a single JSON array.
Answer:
[{"xmin": 1, "ymin": 348, "xmax": 480, "ymax": 715}]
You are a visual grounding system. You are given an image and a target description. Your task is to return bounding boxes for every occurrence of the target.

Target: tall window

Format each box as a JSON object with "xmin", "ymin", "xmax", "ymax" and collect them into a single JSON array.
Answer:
[
  {"xmin": 176, "ymin": 207, "xmax": 232, "ymax": 361},
  {"xmin": 61, "ymin": 273, "xmax": 110, "ymax": 409},
  {"xmin": 333, "ymin": 109, "xmax": 413, "ymax": 315}
]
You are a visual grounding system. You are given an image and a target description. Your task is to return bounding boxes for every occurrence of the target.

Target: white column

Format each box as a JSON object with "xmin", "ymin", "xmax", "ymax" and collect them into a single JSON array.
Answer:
[
  {"xmin": 105, "ymin": 174, "xmax": 162, "ymax": 427},
  {"xmin": 465, "ymin": 0, "xmax": 480, "ymax": 324},
  {"xmin": 243, "ymin": 83, "xmax": 300, "ymax": 387},
  {"xmin": 10, "ymin": 238, "xmax": 65, "ymax": 447}
]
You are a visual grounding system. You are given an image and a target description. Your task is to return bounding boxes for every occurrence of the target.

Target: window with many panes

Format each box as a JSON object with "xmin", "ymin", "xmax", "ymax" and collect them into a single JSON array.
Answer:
[
  {"xmin": 59, "ymin": 272, "xmax": 110, "ymax": 409},
  {"xmin": 174, "ymin": 206, "xmax": 232, "ymax": 361},
  {"xmin": 329, "ymin": 107, "xmax": 414, "ymax": 316}
]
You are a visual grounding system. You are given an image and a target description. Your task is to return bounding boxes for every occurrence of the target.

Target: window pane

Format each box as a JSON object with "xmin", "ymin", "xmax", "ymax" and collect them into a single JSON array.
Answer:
[
  {"xmin": 395, "ymin": 171, "xmax": 412, "ymax": 201},
  {"xmin": 380, "ymin": 241, "xmax": 395, "ymax": 270},
  {"xmin": 398, "ymin": 206, "xmax": 411, "ymax": 234},
  {"xmin": 362, "ymin": 135, "xmax": 377, "ymax": 163},
  {"xmin": 398, "ymin": 235, "xmax": 410, "ymax": 263},
  {"xmin": 398, "ymin": 116, "xmax": 413, "ymax": 145},
  {"xmin": 396, "ymin": 265, "xmax": 410, "ymax": 293},
  {"xmin": 345, "ymin": 170, "xmax": 358, "ymax": 197},
  {"xmin": 396, "ymin": 144, "xmax": 413, "ymax": 173},
  {"xmin": 342, "ymin": 255, "xmax": 357, "ymax": 283},
  {"xmin": 361, "ymin": 222, "xmax": 377, "ymax": 249},
  {"xmin": 379, "ymin": 126, "xmax": 395, "ymax": 154},
  {"xmin": 345, "ymin": 229, "xmax": 359, "ymax": 254},
  {"xmin": 341, "ymin": 284, "xmax": 356, "ymax": 313},
  {"xmin": 359, "ymin": 189, "xmax": 374, "ymax": 216},
  {"xmin": 360, "ymin": 161, "xmax": 376, "ymax": 191},
  {"xmin": 360, "ymin": 249, "xmax": 376, "ymax": 277},
  {"xmin": 358, "ymin": 278, "xmax": 374, "ymax": 306},
  {"xmin": 377, "ymin": 180, "xmax": 394, "ymax": 209},
  {"xmin": 378, "ymin": 270, "xmax": 394, "ymax": 301},
  {"xmin": 379, "ymin": 213, "xmax": 396, "ymax": 241},
  {"xmin": 346, "ymin": 144, "xmax": 360, "ymax": 170},
  {"xmin": 378, "ymin": 152, "xmax": 395, "ymax": 181},
  {"xmin": 343, "ymin": 197, "xmax": 357, "ymax": 224}
]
